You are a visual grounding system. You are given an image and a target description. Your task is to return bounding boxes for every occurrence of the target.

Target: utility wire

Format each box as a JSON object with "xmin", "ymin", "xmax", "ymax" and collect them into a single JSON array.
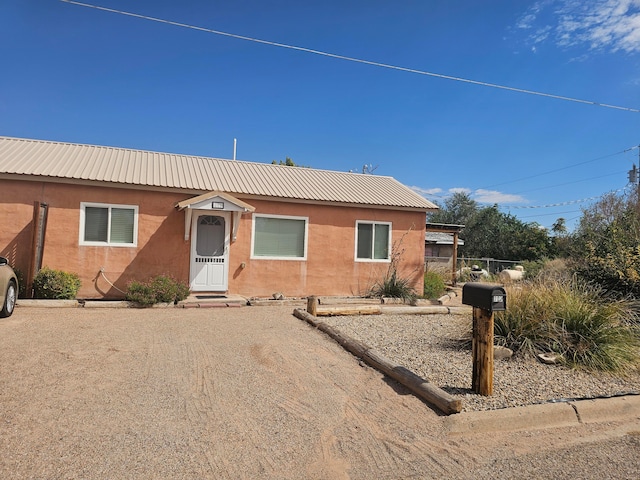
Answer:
[
  {"xmin": 501, "ymin": 186, "xmax": 629, "ymax": 209},
  {"xmin": 61, "ymin": 0, "xmax": 640, "ymax": 113},
  {"xmin": 513, "ymin": 170, "xmax": 626, "ymax": 195},
  {"xmin": 517, "ymin": 210, "xmax": 582, "ymax": 219},
  {"xmin": 481, "ymin": 146, "xmax": 637, "ymax": 190}
]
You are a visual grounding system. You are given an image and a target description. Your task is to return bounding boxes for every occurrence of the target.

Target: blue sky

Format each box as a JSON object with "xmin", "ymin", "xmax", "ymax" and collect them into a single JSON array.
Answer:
[{"xmin": 2, "ymin": 1, "xmax": 640, "ymax": 231}]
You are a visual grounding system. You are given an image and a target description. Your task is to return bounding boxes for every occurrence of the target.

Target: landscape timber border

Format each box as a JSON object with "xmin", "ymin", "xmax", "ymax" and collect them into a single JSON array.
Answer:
[{"xmin": 293, "ymin": 307, "xmax": 462, "ymax": 415}]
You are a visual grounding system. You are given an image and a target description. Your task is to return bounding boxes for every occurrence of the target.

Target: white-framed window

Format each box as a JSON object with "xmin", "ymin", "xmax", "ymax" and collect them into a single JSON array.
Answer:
[
  {"xmin": 251, "ymin": 214, "xmax": 308, "ymax": 260},
  {"xmin": 79, "ymin": 202, "xmax": 138, "ymax": 247},
  {"xmin": 355, "ymin": 221, "xmax": 391, "ymax": 261}
]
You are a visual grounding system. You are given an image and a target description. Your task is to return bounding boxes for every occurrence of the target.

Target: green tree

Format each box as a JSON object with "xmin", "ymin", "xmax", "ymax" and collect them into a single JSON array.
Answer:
[
  {"xmin": 571, "ymin": 190, "xmax": 640, "ymax": 296},
  {"xmin": 550, "ymin": 217, "xmax": 571, "ymax": 258},
  {"xmin": 272, "ymin": 157, "xmax": 308, "ymax": 167},
  {"xmin": 463, "ymin": 206, "xmax": 550, "ymax": 260},
  {"xmin": 429, "ymin": 193, "xmax": 551, "ymax": 261},
  {"xmin": 552, "ymin": 217, "xmax": 567, "ymax": 235},
  {"xmin": 428, "ymin": 191, "xmax": 479, "ymax": 225}
]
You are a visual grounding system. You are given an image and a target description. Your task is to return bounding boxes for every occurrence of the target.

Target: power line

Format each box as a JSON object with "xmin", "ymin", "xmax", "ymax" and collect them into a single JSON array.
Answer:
[
  {"xmin": 480, "ymin": 146, "xmax": 637, "ymax": 190},
  {"xmin": 61, "ymin": 0, "xmax": 640, "ymax": 113},
  {"xmin": 500, "ymin": 186, "xmax": 629, "ymax": 209},
  {"xmin": 513, "ymin": 170, "xmax": 626, "ymax": 195},
  {"xmin": 517, "ymin": 210, "xmax": 582, "ymax": 219}
]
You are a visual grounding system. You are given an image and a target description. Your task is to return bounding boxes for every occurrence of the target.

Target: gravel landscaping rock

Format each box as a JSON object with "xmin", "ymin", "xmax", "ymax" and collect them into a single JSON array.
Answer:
[{"xmin": 322, "ymin": 312, "xmax": 640, "ymax": 412}]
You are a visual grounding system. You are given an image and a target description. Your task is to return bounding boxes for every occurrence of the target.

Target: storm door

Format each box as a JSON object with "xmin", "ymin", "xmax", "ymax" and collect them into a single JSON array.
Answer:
[{"xmin": 190, "ymin": 214, "xmax": 229, "ymax": 291}]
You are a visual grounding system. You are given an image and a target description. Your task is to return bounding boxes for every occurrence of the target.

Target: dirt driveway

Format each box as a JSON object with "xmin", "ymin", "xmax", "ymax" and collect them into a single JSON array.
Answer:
[{"xmin": 2, "ymin": 306, "xmax": 639, "ymax": 479}]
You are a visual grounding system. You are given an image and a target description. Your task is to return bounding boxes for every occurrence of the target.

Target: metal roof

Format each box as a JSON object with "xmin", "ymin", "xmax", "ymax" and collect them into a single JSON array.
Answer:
[
  {"xmin": 425, "ymin": 232, "xmax": 464, "ymax": 245},
  {"xmin": 0, "ymin": 136, "xmax": 437, "ymax": 211}
]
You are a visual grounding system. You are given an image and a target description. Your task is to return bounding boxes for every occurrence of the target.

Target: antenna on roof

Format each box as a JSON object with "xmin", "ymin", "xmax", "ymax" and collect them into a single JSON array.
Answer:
[
  {"xmin": 362, "ymin": 164, "xmax": 379, "ymax": 174},
  {"xmin": 233, "ymin": 138, "xmax": 237, "ymax": 160}
]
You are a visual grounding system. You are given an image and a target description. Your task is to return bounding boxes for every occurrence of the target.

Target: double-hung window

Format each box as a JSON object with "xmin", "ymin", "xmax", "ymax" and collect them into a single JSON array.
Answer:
[
  {"xmin": 355, "ymin": 221, "xmax": 391, "ymax": 261},
  {"xmin": 251, "ymin": 214, "xmax": 308, "ymax": 260},
  {"xmin": 80, "ymin": 202, "xmax": 138, "ymax": 246}
]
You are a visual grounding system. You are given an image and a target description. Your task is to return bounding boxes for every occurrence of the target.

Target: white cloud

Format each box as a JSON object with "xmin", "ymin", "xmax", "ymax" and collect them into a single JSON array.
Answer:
[
  {"xmin": 417, "ymin": 187, "xmax": 527, "ymax": 205},
  {"xmin": 516, "ymin": 0, "xmax": 640, "ymax": 54},
  {"xmin": 410, "ymin": 186, "xmax": 442, "ymax": 196},
  {"xmin": 473, "ymin": 189, "xmax": 527, "ymax": 204}
]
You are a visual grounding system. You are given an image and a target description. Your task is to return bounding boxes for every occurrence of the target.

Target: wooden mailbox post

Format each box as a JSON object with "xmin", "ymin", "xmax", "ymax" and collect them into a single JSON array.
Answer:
[{"xmin": 462, "ymin": 283, "xmax": 507, "ymax": 396}]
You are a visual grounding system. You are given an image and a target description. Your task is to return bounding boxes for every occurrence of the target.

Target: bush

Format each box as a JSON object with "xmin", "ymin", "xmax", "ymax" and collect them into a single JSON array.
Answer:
[
  {"xmin": 12, "ymin": 267, "xmax": 27, "ymax": 298},
  {"xmin": 370, "ymin": 270, "xmax": 417, "ymax": 302},
  {"xmin": 519, "ymin": 259, "xmax": 546, "ymax": 280},
  {"xmin": 126, "ymin": 275, "xmax": 190, "ymax": 306},
  {"xmin": 494, "ymin": 278, "xmax": 640, "ymax": 372},
  {"xmin": 493, "ymin": 281, "xmax": 554, "ymax": 355},
  {"xmin": 534, "ymin": 258, "xmax": 571, "ymax": 282},
  {"xmin": 33, "ymin": 267, "xmax": 81, "ymax": 299},
  {"xmin": 570, "ymin": 191, "xmax": 640, "ymax": 298},
  {"xmin": 125, "ymin": 280, "xmax": 158, "ymax": 306},
  {"xmin": 547, "ymin": 283, "xmax": 639, "ymax": 372},
  {"xmin": 423, "ymin": 271, "xmax": 446, "ymax": 299}
]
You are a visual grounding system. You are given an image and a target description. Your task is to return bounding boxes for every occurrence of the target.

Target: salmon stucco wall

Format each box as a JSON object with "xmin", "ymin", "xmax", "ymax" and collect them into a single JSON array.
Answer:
[
  {"xmin": 0, "ymin": 180, "xmax": 40, "ymax": 280},
  {"xmin": 227, "ymin": 198, "xmax": 426, "ymax": 298},
  {"xmin": 1, "ymin": 178, "xmax": 426, "ymax": 299},
  {"xmin": 0, "ymin": 179, "xmax": 191, "ymax": 298}
]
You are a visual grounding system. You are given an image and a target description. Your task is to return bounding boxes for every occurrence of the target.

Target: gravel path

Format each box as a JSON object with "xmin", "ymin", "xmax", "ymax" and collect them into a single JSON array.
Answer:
[{"xmin": 322, "ymin": 312, "xmax": 640, "ymax": 412}]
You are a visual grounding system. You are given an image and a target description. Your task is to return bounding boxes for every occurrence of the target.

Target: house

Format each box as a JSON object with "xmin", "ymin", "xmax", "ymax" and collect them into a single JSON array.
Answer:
[{"xmin": 0, "ymin": 136, "xmax": 437, "ymax": 299}]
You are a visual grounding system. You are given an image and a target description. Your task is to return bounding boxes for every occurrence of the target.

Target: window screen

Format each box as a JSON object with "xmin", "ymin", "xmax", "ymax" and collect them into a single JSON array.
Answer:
[
  {"xmin": 356, "ymin": 222, "xmax": 390, "ymax": 260},
  {"xmin": 253, "ymin": 216, "xmax": 306, "ymax": 258},
  {"xmin": 81, "ymin": 203, "xmax": 137, "ymax": 246}
]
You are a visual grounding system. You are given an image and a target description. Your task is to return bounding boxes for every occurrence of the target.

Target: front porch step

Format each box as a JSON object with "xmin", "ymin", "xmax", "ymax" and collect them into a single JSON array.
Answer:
[{"xmin": 178, "ymin": 293, "xmax": 249, "ymax": 308}]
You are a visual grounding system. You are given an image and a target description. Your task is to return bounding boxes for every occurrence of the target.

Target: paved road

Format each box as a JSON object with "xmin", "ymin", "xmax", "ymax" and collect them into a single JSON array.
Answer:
[{"xmin": 1, "ymin": 306, "xmax": 638, "ymax": 479}]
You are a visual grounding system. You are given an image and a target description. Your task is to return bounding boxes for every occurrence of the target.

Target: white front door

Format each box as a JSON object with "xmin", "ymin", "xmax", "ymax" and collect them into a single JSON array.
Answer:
[{"xmin": 190, "ymin": 213, "xmax": 229, "ymax": 291}]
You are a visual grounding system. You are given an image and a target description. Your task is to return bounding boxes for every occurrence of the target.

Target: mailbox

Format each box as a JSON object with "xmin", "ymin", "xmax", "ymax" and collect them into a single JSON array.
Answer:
[{"xmin": 462, "ymin": 283, "xmax": 506, "ymax": 312}]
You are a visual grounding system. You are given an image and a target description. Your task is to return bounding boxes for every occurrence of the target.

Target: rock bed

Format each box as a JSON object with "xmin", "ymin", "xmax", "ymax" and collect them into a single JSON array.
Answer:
[{"xmin": 322, "ymin": 312, "xmax": 640, "ymax": 412}]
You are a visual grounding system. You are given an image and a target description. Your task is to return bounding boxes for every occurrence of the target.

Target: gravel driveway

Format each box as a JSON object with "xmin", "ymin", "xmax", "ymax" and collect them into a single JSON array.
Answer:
[
  {"xmin": 2, "ymin": 306, "xmax": 639, "ymax": 479},
  {"xmin": 0, "ymin": 306, "xmax": 467, "ymax": 479}
]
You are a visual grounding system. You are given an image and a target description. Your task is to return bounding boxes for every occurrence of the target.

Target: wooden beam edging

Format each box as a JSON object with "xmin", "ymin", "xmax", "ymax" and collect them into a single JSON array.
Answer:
[{"xmin": 293, "ymin": 308, "xmax": 462, "ymax": 415}]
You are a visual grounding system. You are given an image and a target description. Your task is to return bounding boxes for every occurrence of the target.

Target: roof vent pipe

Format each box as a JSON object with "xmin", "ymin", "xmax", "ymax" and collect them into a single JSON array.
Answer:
[{"xmin": 233, "ymin": 138, "xmax": 237, "ymax": 160}]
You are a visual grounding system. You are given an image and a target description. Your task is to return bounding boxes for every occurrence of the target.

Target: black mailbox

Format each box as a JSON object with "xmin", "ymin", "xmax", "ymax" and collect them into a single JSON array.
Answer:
[{"xmin": 462, "ymin": 283, "xmax": 506, "ymax": 312}]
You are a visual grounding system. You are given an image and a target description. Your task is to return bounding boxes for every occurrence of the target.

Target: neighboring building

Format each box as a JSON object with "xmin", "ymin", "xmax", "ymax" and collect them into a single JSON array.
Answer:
[
  {"xmin": 425, "ymin": 223, "xmax": 464, "ymax": 285},
  {"xmin": 0, "ymin": 136, "xmax": 437, "ymax": 299},
  {"xmin": 425, "ymin": 232, "xmax": 464, "ymax": 263}
]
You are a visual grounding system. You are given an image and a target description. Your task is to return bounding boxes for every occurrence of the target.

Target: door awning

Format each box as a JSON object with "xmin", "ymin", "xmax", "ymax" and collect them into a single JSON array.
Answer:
[{"xmin": 175, "ymin": 191, "xmax": 255, "ymax": 241}]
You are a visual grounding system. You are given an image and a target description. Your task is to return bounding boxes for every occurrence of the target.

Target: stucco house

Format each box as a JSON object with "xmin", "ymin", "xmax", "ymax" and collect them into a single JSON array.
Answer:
[{"xmin": 0, "ymin": 136, "xmax": 436, "ymax": 299}]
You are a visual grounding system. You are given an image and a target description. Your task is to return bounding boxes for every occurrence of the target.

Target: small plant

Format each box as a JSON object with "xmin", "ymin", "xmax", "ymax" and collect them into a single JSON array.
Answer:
[
  {"xmin": 32, "ymin": 267, "xmax": 81, "ymax": 299},
  {"xmin": 369, "ymin": 228, "xmax": 418, "ymax": 302},
  {"xmin": 150, "ymin": 275, "xmax": 191, "ymax": 303},
  {"xmin": 125, "ymin": 280, "xmax": 157, "ymax": 306},
  {"xmin": 423, "ymin": 271, "xmax": 446, "ymax": 299},
  {"xmin": 371, "ymin": 270, "xmax": 417, "ymax": 302},
  {"xmin": 126, "ymin": 275, "xmax": 190, "ymax": 306}
]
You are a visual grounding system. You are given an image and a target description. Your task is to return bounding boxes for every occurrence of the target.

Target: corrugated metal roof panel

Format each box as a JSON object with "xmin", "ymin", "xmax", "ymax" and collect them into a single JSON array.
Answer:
[
  {"xmin": 0, "ymin": 136, "xmax": 437, "ymax": 210},
  {"xmin": 426, "ymin": 232, "xmax": 464, "ymax": 245}
]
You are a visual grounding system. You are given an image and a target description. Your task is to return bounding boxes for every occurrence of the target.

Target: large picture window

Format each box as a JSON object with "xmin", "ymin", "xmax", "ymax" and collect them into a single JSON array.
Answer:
[
  {"xmin": 356, "ymin": 221, "xmax": 391, "ymax": 261},
  {"xmin": 251, "ymin": 214, "xmax": 308, "ymax": 260},
  {"xmin": 80, "ymin": 203, "xmax": 138, "ymax": 246}
]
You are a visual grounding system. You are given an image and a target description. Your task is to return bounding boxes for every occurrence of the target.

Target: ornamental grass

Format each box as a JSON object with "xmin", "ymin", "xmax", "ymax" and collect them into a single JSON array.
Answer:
[{"xmin": 495, "ymin": 278, "xmax": 640, "ymax": 373}]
